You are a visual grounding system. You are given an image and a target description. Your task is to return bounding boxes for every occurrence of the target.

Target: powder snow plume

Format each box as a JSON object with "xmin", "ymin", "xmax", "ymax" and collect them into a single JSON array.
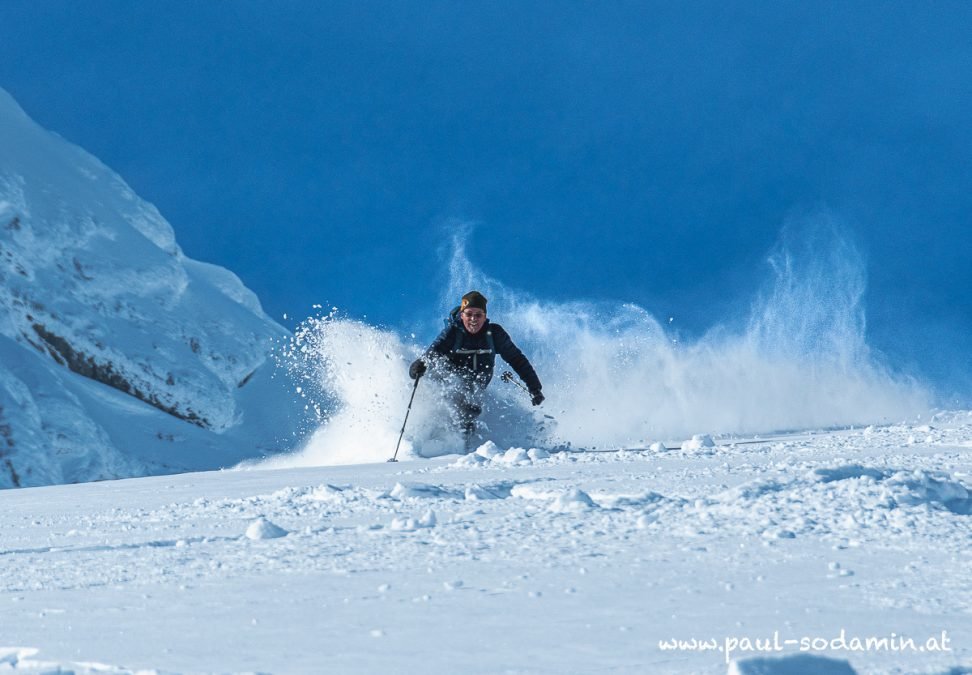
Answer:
[
  {"xmin": 262, "ymin": 309, "xmax": 483, "ymax": 466},
  {"xmin": 480, "ymin": 214, "xmax": 930, "ymax": 448},
  {"xmin": 265, "ymin": 214, "xmax": 931, "ymax": 468}
]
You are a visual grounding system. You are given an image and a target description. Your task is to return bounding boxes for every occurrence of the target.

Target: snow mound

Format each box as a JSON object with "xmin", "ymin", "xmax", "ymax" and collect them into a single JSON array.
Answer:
[
  {"xmin": 592, "ymin": 489, "xmax": 666, "ymax": 508},
  {"xmin": 886, "ymin": 469, "xmax": 972, "ymax": 514},
  {"xmin": 668, "ymin": 463, "xmax": 972, "ymax": 541},
  {"xmin": 812, "ymin": 465, "xmax": 889, "ymax": 483},
  {"xmin": 812, "ymin": 465, "xmax": 971, "ymax": 514},
  {"xmin": 549, "ymin": 488, "xmax": 596, "ymax": 513},
  {"xmin": 510, "ymin": 484, "xmax": 560, "ymax": 501},
  {"xmin": 682, "ymin": 434, "xmax": 716, "ymax": 451},
  {"xmin": 389, "ymin": 482, "xmax": 455, "ymax": 500},
  {"xmin": 245, "ymin": 516, "xmax": 288, "ymax": 540},
  {"xmin": 464, "ymin": 482, "xmax": 517, "ymax": 500},
  {"xmin": 729, "ymin": 653, "xmax": 857, "ymax": 674},
  {"xmin": 308, "ymin": 484, "xmax": 346, "ymax": 503}
]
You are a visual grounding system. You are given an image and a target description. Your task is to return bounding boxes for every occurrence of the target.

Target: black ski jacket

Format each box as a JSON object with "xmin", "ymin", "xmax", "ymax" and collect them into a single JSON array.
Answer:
[{"xmin": 424, "ymin": 311, "xmax": 542, "ymax": 393}]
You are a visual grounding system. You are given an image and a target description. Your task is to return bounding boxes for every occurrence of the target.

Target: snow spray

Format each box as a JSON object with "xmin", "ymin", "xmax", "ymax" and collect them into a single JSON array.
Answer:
[
  {"xmin": 269, "ymin": 215, "xmax": 930, "ymax": 467},
  {"xmin": 265, "ymin": 309, "xmax": 482, "ymax": 466}
]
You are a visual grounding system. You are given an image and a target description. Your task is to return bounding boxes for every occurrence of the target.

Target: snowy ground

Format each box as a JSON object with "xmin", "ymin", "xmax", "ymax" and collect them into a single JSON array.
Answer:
[{"xmin": 1, "ymin": 414, "xmax": 971, "ymax": 674}]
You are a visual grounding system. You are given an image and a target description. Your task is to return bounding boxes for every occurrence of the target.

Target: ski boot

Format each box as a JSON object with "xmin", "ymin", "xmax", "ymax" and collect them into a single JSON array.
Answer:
[{"xmin": 461, "ymin": 420, "xmax": 482, "ymax": 454}]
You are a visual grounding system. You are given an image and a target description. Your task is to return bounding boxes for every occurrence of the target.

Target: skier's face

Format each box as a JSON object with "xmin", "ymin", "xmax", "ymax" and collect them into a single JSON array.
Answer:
[{"xmin": 461, "ymin": 308, "xmax": 486, "ymax": 334}]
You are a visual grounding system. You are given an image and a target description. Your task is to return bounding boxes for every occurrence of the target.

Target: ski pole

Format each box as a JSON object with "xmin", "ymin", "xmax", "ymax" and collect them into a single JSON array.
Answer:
[
  {"xmin": 389, "ymin": 376, "xmax": 421, "ymax": 462},
  {"xmin": 500, "ymin": 370, "xmax": 530, "ymax": 393},
  {"xmin": 502, "ymin": 371, "xmax": 555, "ymax": 420}
]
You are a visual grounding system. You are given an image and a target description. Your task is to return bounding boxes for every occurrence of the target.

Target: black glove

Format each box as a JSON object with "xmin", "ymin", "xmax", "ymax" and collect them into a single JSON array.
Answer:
[
  {"xmin": 530, "ymin": 389, "xmax": 544, "ymax": 406},
  {"xmin": 409, "ymin": 359, "xmax": 427, "ymax": 380}
]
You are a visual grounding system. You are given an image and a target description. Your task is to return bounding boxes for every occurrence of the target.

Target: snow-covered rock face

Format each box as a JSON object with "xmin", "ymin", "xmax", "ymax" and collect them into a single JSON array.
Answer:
[{"xmin": 0, "ymin": 87, "xmax": 301, "ymax": 488}]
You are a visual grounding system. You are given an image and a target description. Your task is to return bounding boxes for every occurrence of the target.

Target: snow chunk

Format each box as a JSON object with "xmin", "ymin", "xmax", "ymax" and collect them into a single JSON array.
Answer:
[
  {"xmin": 681, "ymin": 434, "xmax": 715, "ymax": 451},
  {"xmin": 453, "ymin": 443, "xmax": 554, "ymax": 468},
  {"xmin": 245, "ymin": 517, "xmax": 288, "ymax": 540},
  {"xmin": 308, "ymin": 484, "xmax": 345, "ymax": 502},
  {"xmin": 390, "ymin": 510, "xmax": 437, "ymax": 531},
  {"xmin": 473, "ymin": 441, "xmax": 502, "ymax": 459},
  {"xmin": 498, "ymin": 448, "xmax": 530, "ymax": 464},
  {"xmin": 453, "ymin": 453, "xmax": 488, "ymax": 468},
  {"xmin": 390, "ymin": 517, "xmax": 418, "ymax": 531},
  {"xmin": 418, "ymin": 509, "xmax": 437, "ymax": 528}
]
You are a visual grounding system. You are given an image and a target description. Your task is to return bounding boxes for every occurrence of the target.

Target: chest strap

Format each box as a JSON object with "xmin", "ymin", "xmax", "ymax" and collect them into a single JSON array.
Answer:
[{"xmin": 452, "ymin": 329, "xmax": 494, "ymax": 370}]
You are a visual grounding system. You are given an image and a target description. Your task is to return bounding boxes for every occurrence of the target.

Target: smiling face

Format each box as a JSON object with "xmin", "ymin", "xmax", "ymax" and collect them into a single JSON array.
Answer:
[{"xmin": 461, "ymin": 308, "xmax": 486, "ymax": 334}]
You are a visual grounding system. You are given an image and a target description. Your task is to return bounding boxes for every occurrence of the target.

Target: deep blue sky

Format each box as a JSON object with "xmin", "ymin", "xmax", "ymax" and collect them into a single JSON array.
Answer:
[{"xmin": 2, "ymin": 2, "xmax": 970, "ymax": 398}]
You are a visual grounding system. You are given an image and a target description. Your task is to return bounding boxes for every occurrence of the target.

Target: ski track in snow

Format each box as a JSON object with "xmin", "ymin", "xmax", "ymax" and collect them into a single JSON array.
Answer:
[{"xmin": 1, "ymin": 414, "xmax": 971, "ymax": 674}]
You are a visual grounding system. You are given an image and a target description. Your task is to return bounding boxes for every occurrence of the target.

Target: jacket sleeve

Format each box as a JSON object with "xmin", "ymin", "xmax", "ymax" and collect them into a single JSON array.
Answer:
[
  {"xmin": 493, "ymin": 325, "xmax": 542, "ymax": 392},
  {"xmin": 425, "ymin": 325, "xmax": 455, "ymax": 358}
]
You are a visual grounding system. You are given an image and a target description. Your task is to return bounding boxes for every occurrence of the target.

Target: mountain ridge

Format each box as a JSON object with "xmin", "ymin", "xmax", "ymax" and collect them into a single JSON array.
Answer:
[{"xmin": 0, "ymin": 86, "xmax": 306, "ymax": 488}]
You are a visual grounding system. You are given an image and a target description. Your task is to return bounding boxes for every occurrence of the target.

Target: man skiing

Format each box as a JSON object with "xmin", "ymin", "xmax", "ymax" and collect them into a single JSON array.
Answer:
[{"xmin": 409, "ymin": 290, "xmax": 543, "ymax": 448}]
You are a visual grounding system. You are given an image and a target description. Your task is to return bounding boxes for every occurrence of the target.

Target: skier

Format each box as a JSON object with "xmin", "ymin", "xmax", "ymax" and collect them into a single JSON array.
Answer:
[{"xmin": 409, "ymin": 290, "xmax": 543, "ymax": 448}]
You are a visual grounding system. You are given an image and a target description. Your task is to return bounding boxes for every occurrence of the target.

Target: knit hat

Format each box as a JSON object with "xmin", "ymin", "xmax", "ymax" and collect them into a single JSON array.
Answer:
[{"xmin": 460, "ymin": 290, "xmax": 488, "ymax": 312}]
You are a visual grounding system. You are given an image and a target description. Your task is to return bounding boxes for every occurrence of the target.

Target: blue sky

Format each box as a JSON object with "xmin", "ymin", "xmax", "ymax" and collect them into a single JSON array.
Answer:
[{"xmin": 2, "ymin": 1, "xmax": 970, "ymax": 398}]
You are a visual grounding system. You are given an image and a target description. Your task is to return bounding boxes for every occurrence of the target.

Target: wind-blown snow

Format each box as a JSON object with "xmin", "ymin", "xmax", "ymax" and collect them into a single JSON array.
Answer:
[{"xmin": 443, "ymin": 220, "xmax": 929, "ymax": 448}]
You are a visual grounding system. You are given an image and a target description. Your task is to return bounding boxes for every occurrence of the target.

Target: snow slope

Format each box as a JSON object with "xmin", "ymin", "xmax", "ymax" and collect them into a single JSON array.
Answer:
[
  {"xmin": 0, "ymin": 413, "xmax": 969, "ymax": 674},
  {"xmin": 0, "ymin": 87, "xmax": 307, "ymax": 488}
]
